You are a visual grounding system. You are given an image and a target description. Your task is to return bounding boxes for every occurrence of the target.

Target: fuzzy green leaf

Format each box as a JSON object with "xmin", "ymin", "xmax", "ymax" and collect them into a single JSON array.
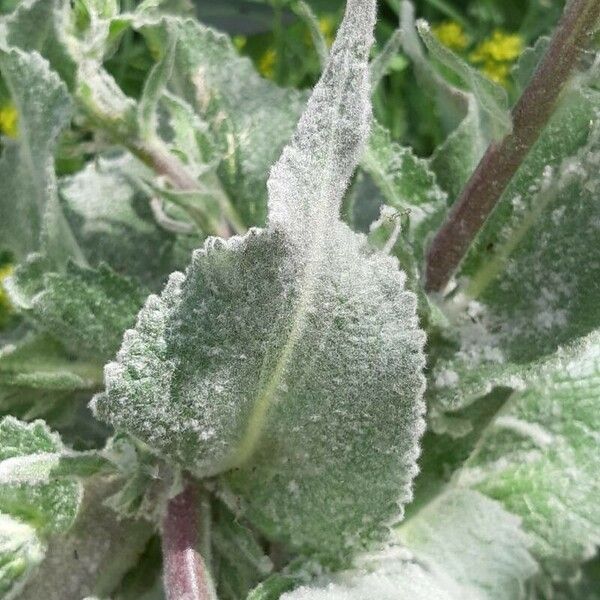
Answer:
[
  {"xmin": 362, "ymin": 121, "xmax": 447, "ymax": 219},
  {"xmin": 0, "ymin": 514, "xmax": 44, "ymax": 600},
  {"xmin": 430, "ymin": 95, "xmax": 489, "ymax": 200},
  {"xmin": 212, "ymin": 501, "xmax": 273, "ymax": 600},
  {"xmin": 0, "ymin": 0, "xmax": 75, "ymax": 86},
  {"xmin": 0, "ymin": 417, "xmax": 82, "ymax": 535},
  {"xmin": 95, "ymin": 0, "xmax": 425, "ymax": 559},
  {"xmin": 0, "ymin": 48, "xmax": 82, "ymax": 266},
  {"xmin": 0, "ymin": 332, "xmax": 106, "ymax": 445},
  {"xmin": 0, "ymin": 417, "xmax": 85, "ymax": 597},
  {"xmin": 281, "ymin": 490, "xmax": 536, "ymax": 600},
  {"xmin": 0, "ymin": 333, "xmax": 103, "ymax": 393},
  {"xmin": 457, "ymin": 331, "xmax": 600, "ymax": 576},
  {"xmin": 417, "ymin": 20, "xmax": 511, "ymax": 141},
  {"xmin": 459, "ymin": 84, "xmax": 600, "ymax": 361},
  {"xmin": 7, "ymin": 256, "xmax": 146, "ymax": 363},
  {"xmin": 60, "ymin": 154, "xmax": 198, "ymax": 289},
  {"xmin": 136, "ymin": 14, "xmax": 306, "ymax": 226}
]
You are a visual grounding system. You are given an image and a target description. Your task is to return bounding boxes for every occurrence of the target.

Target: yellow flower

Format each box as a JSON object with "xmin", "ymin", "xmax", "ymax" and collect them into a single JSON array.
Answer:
[
  {"xmin": 258, "ymin": 47, "xmax": 277, "ymax": 78},
  {"xmin": 470, "ymin": 30, "xmax": 524, "ymax": 85},
  {"xmin": 432, "ymin": 21, "xmax": 469, "ymax": 52},
  {"xmin": 0, "ymin": 264, "xmax": 14, "ymax": 325},
  {"xmin": 318, "ymin": 15, "xmax": 336, "ymax": 47},
  {"xmin": 0, "ymin": 104, "xmax": 18, "ymax": 138},
  {"xmin": 471, "ymin": 30, "xmax": 523, "ymax": 63}
]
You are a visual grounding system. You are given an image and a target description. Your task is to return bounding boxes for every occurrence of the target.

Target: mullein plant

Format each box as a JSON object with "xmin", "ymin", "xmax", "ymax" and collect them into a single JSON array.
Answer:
[{"xmin": 0, "ymin": 0, "xmax": 599, "ymax": 599}]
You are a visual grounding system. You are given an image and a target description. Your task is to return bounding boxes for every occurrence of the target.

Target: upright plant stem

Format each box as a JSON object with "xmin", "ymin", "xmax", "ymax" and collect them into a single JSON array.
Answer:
[
  {"xmin": 424, "ymin": 0, "xmax": 600, "ymax": 292},
  {"xmin": 162, "ymin": 482, "xmax": 216, "ymax": 600}
]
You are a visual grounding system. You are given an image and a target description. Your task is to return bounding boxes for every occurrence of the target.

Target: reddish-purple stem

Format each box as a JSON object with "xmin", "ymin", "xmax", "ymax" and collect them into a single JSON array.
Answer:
[
  {"xmin": 424, "ymin": 0, "xmax": 600, "ymax": 292},
  {"xmin": 162, "ymin": 482, "xmax": 215, "ymax": 600}
]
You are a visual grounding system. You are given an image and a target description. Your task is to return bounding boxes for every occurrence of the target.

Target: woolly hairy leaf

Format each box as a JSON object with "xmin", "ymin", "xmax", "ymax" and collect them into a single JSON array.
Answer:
[
  {"xmin": 280, "ymin": 490, "xmax": 536, "ymax": 600},
  {"xmin": 0, "ymin": 48, "xmax": 82, "ymax": 266},
  {"xmin": 60, "ymin": 155, "xmax": 198, "ymax": 289},
  {"xmin": 0, "ymin": 333, "xmax": 102, "ymax": 393},
  {"xmin": 136, "ymin": 14, "xmax": 306, "ymax": 226},
  {"xmin": 18, "ymin": 477, "xmax": 153, "ymax": 600},
  {"xmin": 458, "ymin": 85, "xmax": 600, "ymax": 362},
  {"xmin": 0, "ymin": 0, "xmax": 75, "ymax": 86},
  {"xmin": 362, "ymin": 121, "xmax": 447, "ymax": 220},
  {"xmin": 0, "ymin": 332, "xmax": 107, "ymax": 447},
  {"xmin": 0, "ymin": 417, "xmax": 84, "ymax": 598},
  {"xmin": 417, "ymin": 21, "xmax": 511, "ymax": 141},
  {"xmin": 457, "ymin": 331, "xmax": 600, "ymax": 576},
  {"xmin": 361, "ymin": 121, "xmax": 448, "ymax": 273},
  {"xmin": 0, "ymin": 417, "xmax": 82, "ymax": 534},
  {"xmin": 0, "ymin": 514, "xmax": 44, "ymax": 600},
  {"xmin": 7, "ymin": 256, "xmax": 146, "ymax": 363},
  {"xmin": 95, "ymin": 0, "xmax": 426, "ymax": 558}
]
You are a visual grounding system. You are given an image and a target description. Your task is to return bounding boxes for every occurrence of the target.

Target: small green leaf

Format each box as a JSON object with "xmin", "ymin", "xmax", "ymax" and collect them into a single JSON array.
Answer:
[
  {"xmin": 512, "ymin": 36, "xmax": 550, "ymax": 93},
  {"xmin": 362, "ymin": 121, "xmax": 447, "ymax": 215},
  {"xmin": 212, "ymin": 501, "xmax": 273, "ymax": 600},
  {"xmin": 429, "ymin": 95, "xmax": 489, "ymax": 200},
  {"xmin": 0, "ymin": 333, "xmax": 103, "ymax": 392},
  {"xmin": 136, "ymin": 15, "xmax": 306, "ymax": 226},
  {"xmin": 0, "ymin": 417, "xmax": 82, "ymax": 535},
  {"xmin": 60, "ymin": 154, "xmax": 199, "ymax": 289},
  {"xmin": 0, "ymin": 48, "xmax": 83, "ymax": 266},
  {"xmin": 7, "ymin": 256, "xmax": 146, "ymax": 362},
  {"xmin": 417, "ymin": 20, "xmax": 511, "ymax": 141},
  {"xmin": 0, "ymin": 332, "xmax": 106, "ymax": 443},
  {"xmin": 0, "ymin": 514, "xmax": 44, "ymax": 600},
  {"xmin": 137, "ymin": 27, "xmax": 177, "ymax": 141},
  {"xmin": 1, "ymin": 0, "xmax": 76, "ymax": 86},
  {"xmin": 361, "ymin": 120, "xmax": 447, "ymax": 263},
  {"xmin": 0, "ymin": 416, "xmax": 96, "ymax": 598}
]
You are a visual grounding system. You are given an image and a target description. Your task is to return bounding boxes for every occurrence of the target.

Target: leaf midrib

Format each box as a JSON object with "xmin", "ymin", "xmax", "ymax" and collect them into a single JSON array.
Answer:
[{"xmin": 228, "ymin": 50, "xmax": 354, "ymax": 469}]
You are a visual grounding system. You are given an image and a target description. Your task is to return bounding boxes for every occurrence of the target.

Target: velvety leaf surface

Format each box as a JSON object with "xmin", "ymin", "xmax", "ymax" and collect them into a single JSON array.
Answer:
[
  {"xmin": 458, "ymin": 85, "xmax": 600, "ymax": 361},
  {"xmin": 362, "ymin": 121, "xmax": 447, "ymax": 256},
  {"xmin": 137, "ymin": 13, "xmax": 306, "ymax": 227},
  {"xmin": 280, "ymin": 490, "xmax": 536, "ymax": 600},
  {"xmin": 0, "ymin": 417, "xmax": 84, "ymax": 597},
  {"xmin": 457, "ymin": 331, "xmax": 600, "ymax": 576},
  {"xmin": 0, "ymin": 514, "xmax": 44, "ymax": 600},
  {"xmin": 7, "ymin": 256, "xmax": 146, "ymax": 363},
  {"xmin": 0, "ymin": 333, "xmax": 102, "ymax": 393},
  {"xmin": 0, "ymin": 417, "xmax": 81, "ymax": 535},
  {"xmin": 0, "ymin": 48, "xmax": 82, "ymax": 265},
  {"xmin": 60, "ymin": 155, "xmax": 199, "ymax": 289},
  {"xmin": 0, "ymin": 0, "xmax": 75, "ymax": 86},
  {"xmin": 95, "ymin": 0, "xmax": 426, "ymax": 559}
]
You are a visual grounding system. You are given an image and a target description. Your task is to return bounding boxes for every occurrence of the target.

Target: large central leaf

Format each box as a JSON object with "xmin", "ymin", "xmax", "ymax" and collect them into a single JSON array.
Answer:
[{"xmin": 94, "ymin": 0, "xmax": 426, "ymax": 558}]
